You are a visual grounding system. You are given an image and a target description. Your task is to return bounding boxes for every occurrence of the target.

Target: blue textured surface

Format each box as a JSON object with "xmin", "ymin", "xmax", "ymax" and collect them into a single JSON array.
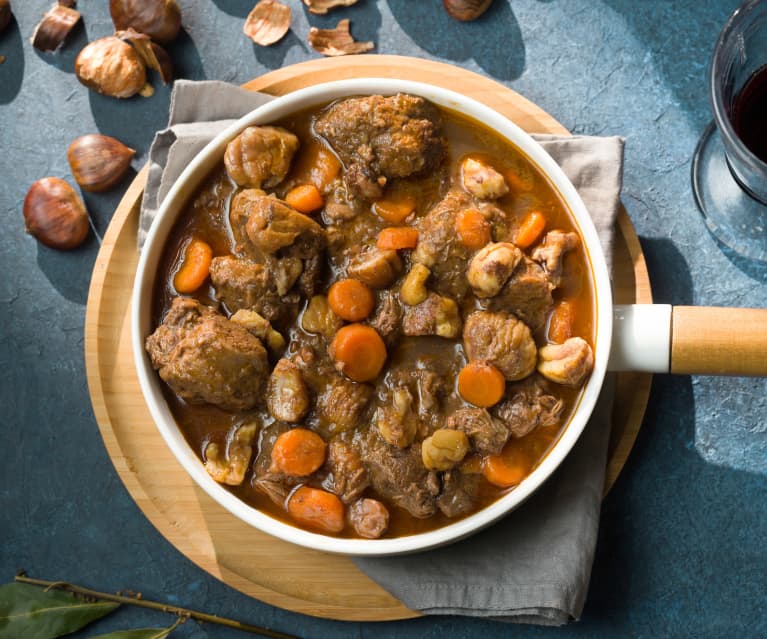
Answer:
[{"xmin": 1, "ymin": 1, "xmax": 765, "ymax": 638}]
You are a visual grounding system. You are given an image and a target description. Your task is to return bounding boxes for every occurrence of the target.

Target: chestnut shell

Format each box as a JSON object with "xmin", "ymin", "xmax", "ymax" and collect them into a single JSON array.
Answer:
[{"xmin": 109, "ymin": 0, "xmax": 181, "ymax": 44}]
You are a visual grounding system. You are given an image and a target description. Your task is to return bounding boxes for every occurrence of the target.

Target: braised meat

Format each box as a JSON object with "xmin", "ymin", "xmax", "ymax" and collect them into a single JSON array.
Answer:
[
  {"xmin": 322, "ymin": 440, "xmax": 369, "ymax": 504},
  {"xmin": 316, "ymin": 376, "xmax": 374, "ymax": 434},
  {"xmin": 145, "ymin": 297, "xmax": 269, "ymax": 411},
  {"xmin": 447, "ymin": 407, "xmax": 509, "ymax": 456},
  {"xmin": 493, "ymin": 377, "xmax": 564, "ymax": 438},
  {"xmin": 437, "ymin": 470, "xmax": 480, "ymax": 518},
  {"xmin": 532, "ymin": 229, "xmax": 579, "ymax": 287},
  {"xmin": 402, "ymin": 293, "xmax": 462, "ymax": 338},
  {"xmin": 349, "ymin": 498, "xmax": 390, "ymax": 539},
  {"xmin": 314, "ymin": 93, "xmax": 446, "ymax": 200},
  {"xmin": 489, "ymin": 257, "xmax": 554, "ymax": 331}
]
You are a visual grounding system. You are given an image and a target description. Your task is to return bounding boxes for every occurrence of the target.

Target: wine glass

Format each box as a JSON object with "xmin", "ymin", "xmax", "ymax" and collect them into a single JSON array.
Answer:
[{"xmin": 691, "ymin": 0, "xmax": 767, "ymax": 262}]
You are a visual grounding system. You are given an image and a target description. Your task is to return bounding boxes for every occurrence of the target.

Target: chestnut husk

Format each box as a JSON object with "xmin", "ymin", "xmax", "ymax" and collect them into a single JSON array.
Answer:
[
  {"xmin": 23, "ymin": 177, "xmax": 89, "ymax": 250},
  {"xmin": 74, "ymin": 36, "xmax": 147, "ymax": 98},
  {"xmin": 244, "ymin": 0, "xmax": 291, "ymax": 46},
  {"xmin": 0, "ymin": 0, "xmax": 11, "ymax": 34},
  {"xmin": 307, "ymin": 18, "xmax": 374, "ymax": 57},
  {"xmin": 115, "ymin": 28, "xmax": 173, "ymax": 84},
  {"xmin": 302, "ymin": 0, "xmax": 358, "ymax": 16},
  {"xmin": 443, "ymin": 0, "xmax": 493, "ymax": 21},
  {"xmin": 67, "ymin": 134, "xmax": 136, "ymax": 192},
  {"xmin": 109, "ymin": 0, "xmax": 181, "ymax": 44},
  {"xmin": 31, "ymin": 3, "xmax": 81, "ymax": 52}
]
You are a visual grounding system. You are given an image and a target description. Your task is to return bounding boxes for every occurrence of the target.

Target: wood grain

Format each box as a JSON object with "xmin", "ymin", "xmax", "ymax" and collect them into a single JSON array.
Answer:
[
  {"xmin": 671, "ymin": 306, "xmax": 767, "ymax": 376},
  {"xmin": 84, "ymin": 56, "xmax": 653, "ymax": 621}
]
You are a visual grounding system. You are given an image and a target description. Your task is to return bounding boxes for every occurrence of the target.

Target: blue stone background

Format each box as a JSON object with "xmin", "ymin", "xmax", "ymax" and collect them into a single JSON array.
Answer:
[{"xmin": 1, "ymin": 1, "xmax": 765, "ymax": 637}]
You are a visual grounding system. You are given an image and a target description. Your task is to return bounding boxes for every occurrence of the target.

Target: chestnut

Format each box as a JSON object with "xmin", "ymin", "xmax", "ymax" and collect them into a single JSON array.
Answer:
[
  {"xmin": 443, "ymin": 0, "xmax": 493, "ymax": 22},
  {"xmin": 24, "ymin": 177, "xmax": 89, "ymax": 250},
  {"xmin": 109, "ymin": 0, "xmax": 181, "ymax": 44},
  {"xmin": 68, "ymin": 134, "xmax": 135, "ymax": 192},
  {"xmin": 0, "ymin": 0, "xmax": 11, "ymax": 34},
  {"xmin": 74, "ymin": 36, "xmax": 148, "ymax": 98}
]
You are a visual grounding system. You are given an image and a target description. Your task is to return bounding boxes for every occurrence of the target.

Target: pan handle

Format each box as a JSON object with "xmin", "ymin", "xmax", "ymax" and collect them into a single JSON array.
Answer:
[{"xmin": 609, "ymin": 304, "xmax": 767, "ymax": 376}]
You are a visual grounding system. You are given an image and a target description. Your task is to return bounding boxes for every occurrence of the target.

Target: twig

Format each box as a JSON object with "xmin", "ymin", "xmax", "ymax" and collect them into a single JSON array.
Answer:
[{"xmin": 14, "ymin": 575, "xmax": 300, "ymax": 639}]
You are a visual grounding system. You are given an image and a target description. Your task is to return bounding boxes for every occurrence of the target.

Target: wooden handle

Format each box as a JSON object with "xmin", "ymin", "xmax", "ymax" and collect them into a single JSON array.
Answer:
[{"xmin": 671, "ymin": 306, "xmax": 767, "ymax": 376}]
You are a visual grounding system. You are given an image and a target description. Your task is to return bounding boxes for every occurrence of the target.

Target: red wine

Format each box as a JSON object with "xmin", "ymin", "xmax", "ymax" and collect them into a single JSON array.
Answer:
[{"xmin": 731, "ymin": 64, "xmax": 767, "ymax": 164}]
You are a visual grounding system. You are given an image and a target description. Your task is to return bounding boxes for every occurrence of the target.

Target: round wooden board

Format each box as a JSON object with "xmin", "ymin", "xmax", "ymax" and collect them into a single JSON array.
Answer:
[{"xmin": 85, "ymin": 56, "xmax": 652, "ymax": 622}]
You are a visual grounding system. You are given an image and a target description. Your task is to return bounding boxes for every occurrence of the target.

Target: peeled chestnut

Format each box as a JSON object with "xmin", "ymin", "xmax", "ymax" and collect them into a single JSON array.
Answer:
[
  {"xmin": 109, "ymin": 0, "xmax": 181, "ymax": 44},
  {"xmin": 443, "ymin": 0, "xmax": 493, "ymax": 21},
  {"xmin": 0, "ymin": 0, "xmax": 11, "ymax": 34},
  {"xmin": 75, "ymin": 36, "xmax": 147, "ymax": 98},
  {"xmin": 68, "ymin": 134, "xmax": 135, "ymax": 192},
  {"xmin": 24, "ymin": 177, "xmax": 89, "ymax": 250}
]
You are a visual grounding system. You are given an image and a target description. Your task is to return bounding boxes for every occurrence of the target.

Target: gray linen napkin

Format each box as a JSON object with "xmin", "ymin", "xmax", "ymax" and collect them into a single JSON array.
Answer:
[{"xmin": 140, "ymin": 80, "xmax": 625, "ymax": 625}]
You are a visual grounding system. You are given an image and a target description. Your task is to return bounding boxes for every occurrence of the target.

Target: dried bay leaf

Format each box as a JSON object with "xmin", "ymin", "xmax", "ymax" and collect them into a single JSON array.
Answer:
[
  {"xmin": 88, "ymin": 626, "xmax": 177, "ymax": 639},
  {"xmin": 0, "ymin": 583, "xmax": 118, "ymax": 639}
]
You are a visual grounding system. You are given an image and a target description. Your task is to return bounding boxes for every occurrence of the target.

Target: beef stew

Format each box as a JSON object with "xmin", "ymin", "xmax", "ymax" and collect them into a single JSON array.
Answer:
[{"xmin": 146, "ymin": 94, "xmax": 595, "ymax": 540}]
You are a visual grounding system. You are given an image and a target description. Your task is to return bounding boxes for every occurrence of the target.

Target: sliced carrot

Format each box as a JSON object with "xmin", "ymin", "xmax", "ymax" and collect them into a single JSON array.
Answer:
[
  {"xmin": 173, "ymin": 238, "xmax": 212, "ymax": 294},
  {"xmin": 483, "ymin": 446, "xmax": 533, "ymax": 488},
  {"xmin": 328, "ymin": 278, "xmax": 375, "ymax": 322},
  {"xmin": 457, "ymin": 361, "xmax": 506, "ymax": 408},
  {"xmin": 270, "ymin": 428, "xmax": 327, "ymax": 477},
  {"xmin": 310, "ymin": 147, "xmax": 341, "ymax": 190},
  {"xmin": 329, "ymin": 323, "xmax": 387, "ymax": 382},
  {"xmin": 373, "ymin": 194, "xmax": 416, "ymax": 223},
  {"xmin": 285, "ymin": 183, "xmax": 324, "ymax": 214},
  {"xmin": 548, "ymin": 299, "xmax": 575, "ymax": 344},
  {"xmin": 515, "ymin": 210, "xmax": 546, "ymax": 249},
  {"xmin": 377, "ymin": 227, "xmax": 419, "ymax": 250},
  {"xmin": 455, "ymin": 208, "xmax": 491, "ymax": 249},
  {"xmin": 287, "ymin": 486, "xmax": 345, "ymax": 534}
]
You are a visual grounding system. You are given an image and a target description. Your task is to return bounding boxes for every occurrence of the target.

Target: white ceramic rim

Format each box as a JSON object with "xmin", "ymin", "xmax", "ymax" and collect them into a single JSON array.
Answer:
[{"xmin": 132, "ymin": 78, "xmax": 612, "ymax": 556}]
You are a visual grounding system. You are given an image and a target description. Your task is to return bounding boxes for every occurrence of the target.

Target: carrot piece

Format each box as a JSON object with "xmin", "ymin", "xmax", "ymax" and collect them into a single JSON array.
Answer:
[
  {"xmin": 457, "ymin": 361, "xmax": 506, "ymax": 408},
  {"xmin": 376, "ymin": 227, "xmax": 419, "ymax": 250},
  {"xmin": 373, "ymin": 194, "xmax": 416, "ymax": 223},
  {"xmin": 173, "ymin": 238, "xmax": 212, "ymax": 294},
  {"xmin": 285, "ymin": 183, "xmax": 324, "ymax": 214},
  {"xmin": 270, "ymin": 428, "xmax": 327, "ymax": 476},
  {"xmin": 287, "ymin": 486, "xmax": 345, "ymax": 534},
  {"xmin": 328, "ymin": 278, "xmax": 375, "ymax": 322},
  {"xmin": 515, "ymin": 210, "xmax": 546, "ymax": 249},
  {"xmin": 310, "ymin": 147, "xmax": 341, "ymax": 190},
  {"xmin": 548, "ymin": 300, "xmax": 575, "ymax": 344},
  {"xmin": 329, "ymin": 323, "xmax": 387, "ymax": 382},
  {"xmin": 455, "ymin": 208, "xmax": 491, "ymax": 249},
  {"xmin": 483, "ymin": 447, "xmax": 533, "ymax": 488}
]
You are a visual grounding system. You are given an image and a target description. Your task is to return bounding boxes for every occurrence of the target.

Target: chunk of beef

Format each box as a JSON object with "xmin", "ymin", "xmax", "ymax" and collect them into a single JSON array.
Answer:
[
  {"xmin": 437, "ymin": 470, "xmax": 480, "ymax": 518},
  {"xmin": 224, "ymin": 125, "xmax": 299, "ymax": 189},
  {"xmin": 145, "ymin": 297, "xmax": 269, "ymax": 411},
  {"xmin": 490, "ymin": 257, "xmax": 553, "ymax": 331},
  {"xmin": 292, "ymin": 341, "xmax": 337, "ymax": 391},
  {"xmin": 402, "ymin": 292, "xmax": 461, "ymax": 338},
  {"xmin": 461, "ymin": 157, "xmax": 509, "ymax": 200},
  {"xmin": 537, "ymin": 337, "xmax": 594, "ymax": 387},
  {"xmin": 361, "ymin": 434, "xmax": 439, "ymax": 519},
  {"xmin": 531, "ymin": 230, "xmax": 579, "ymax": 288},
  {"xmin": 266, "ymin": 358, "xmax": 310, "ymax": 423},
  {"xmin": 317, "ymin": 376, "xmax": 374, "ymax": 434},
  {"xmin": 314, "ymin": 94, "xmax": 446, "ymax": 200},
  {"xmin": 204, "ymin": 422, "xmax": 258, "ymax": 486},
  {"xmin": 350, "ymin": 498, "xmax": 390, "ymax": 539},
  {"xmin": 322, "ymin": 440, "xmax": 369, "ymax": 504},
  {"xmin": 346, "ymin": 245, "xmax": 402, "ymax": 289},
  {"xmin": 368, "ymin": 290, "xmax": 402, "ymax": 345},
  {"xmin": 412, "ymin": 190, "xmax": 475, "ymax": 299},
  {"xmin": 230, "ymin": 190, "xmax": 327, "ymax": 298},
  {"xmin": 463, "ymin": 310, "xmax": 537, "ymax": 381},
  {"xmin": 209, "ymin": 256, "xmax": 293, "ymax": 324},
  {"xmin": 493, "ymin": 376, "xmax": 564, "ymax": 438},
  {"xmin": 447, "ymin": 407, "xmax": 509, "ymax": 456}
]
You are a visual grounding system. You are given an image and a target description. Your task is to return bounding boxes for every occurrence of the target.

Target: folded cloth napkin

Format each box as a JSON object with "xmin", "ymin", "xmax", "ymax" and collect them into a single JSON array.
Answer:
[{"xmin": 140, "ymin": 79, "xmax": 625, "ymax": 625}]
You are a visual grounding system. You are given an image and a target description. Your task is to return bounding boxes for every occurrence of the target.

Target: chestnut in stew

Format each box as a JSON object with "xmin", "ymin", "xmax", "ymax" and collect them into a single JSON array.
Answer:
[{"xmin": 146, "ymin": 93, "xmax": 595, "ymax": 539}]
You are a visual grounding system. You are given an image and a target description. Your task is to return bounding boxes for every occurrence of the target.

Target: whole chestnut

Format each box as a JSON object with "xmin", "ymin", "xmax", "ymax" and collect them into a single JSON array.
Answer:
[
  {"xmin": 68, "ymin": 134, "xmax": 135, "ymax": 192},
  {"xmin": 109, "ymin": 0, "xmax": 181, "ymax": 44},
  {"xmin": 75, "ymin": 36, "xmax": 147, "ymax": 98},
  {"xmin": 24, "ymin": 177, "xmax": 89, "ymax": 250},
  {"xmin": 0, "ymin": 0, "xmax": 11, "ymax": 34},
  {"xmin": 443, "ymin": 0, "xmax": 493, "ymax": 22}
]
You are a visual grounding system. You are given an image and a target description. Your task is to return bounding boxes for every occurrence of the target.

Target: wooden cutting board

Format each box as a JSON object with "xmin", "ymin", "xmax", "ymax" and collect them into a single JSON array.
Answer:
[{"xmin": 84, "ymin": 56, "xmax": 652, "ymax": 622}]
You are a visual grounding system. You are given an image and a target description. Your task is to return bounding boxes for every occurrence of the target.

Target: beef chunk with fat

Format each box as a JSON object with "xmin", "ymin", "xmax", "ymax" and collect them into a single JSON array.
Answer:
[
  {"xmin": 314, "ymin": 93, "xmax": 446, "ymax": 200},
  {"xmin": 145, "ymin": 297, "xmax": 269, "ymax": 412},
  {"xmin": 492, "ymin": 376, "xmax": 564, "ymax": 438},
  {"xmin": 447, "ymin": 407, "xmax": 509, "ymax": 456}
]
